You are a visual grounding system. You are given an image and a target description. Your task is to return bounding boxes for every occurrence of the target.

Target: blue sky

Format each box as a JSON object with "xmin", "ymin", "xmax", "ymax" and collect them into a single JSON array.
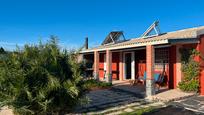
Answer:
[{"xmin": 0, "ymin": 0, "xmax": 204, "ymax": 50}]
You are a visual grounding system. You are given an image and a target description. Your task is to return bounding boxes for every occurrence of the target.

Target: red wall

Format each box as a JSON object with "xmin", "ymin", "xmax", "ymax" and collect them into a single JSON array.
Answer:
[
  {"xmin": 98, "ymin": 52, "xmax": 120, "ymax": 80},
  {"xmin": 169, "ymin": 44, "xmax": 198, "ymax": 89},
  {"xmin": 99, "ymin": 53, "xmax": 105, "ymax": 79},
  {"xmin": 135, "ymin": 50, "xmax": 146, "ymax": 77},
  {"xmin": 182, "ymin": 41, "xmax": 204, "ymax": 95},
  {"xmin": 199, "ymin": 35, "xmax": 204, "ymax": 95},
  {"xmin": 169, "ymin": 45, "xmax": 177, "ymax": 89},
  {"xmin": 112, "ymin": 52, "xmax": 120, "ymax": 80}
]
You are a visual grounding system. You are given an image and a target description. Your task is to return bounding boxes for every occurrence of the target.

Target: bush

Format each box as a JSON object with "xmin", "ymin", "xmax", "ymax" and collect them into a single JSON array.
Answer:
[
  {"xmin": 178, "ymin": 48, "xmax": 200, "ymax": 92},
  {"xmin": 83, "ymin": 79, "xmax": 112, "ymax": 90},
  {"xmin": 0, "ymin": 37, "xmax": 86, "ymax": 114},
  {"xmin": 179, "ymin": 79, "xmax": 199, "ymax": 92}
]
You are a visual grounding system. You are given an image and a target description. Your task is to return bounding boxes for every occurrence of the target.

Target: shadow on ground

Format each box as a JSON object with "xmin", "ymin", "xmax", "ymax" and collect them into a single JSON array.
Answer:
[
  {"xmin": 144, "ymin": 105, "xmax": 201, "ymax": 115},
  {"xmin": 74, "ymin": 85, "xmax": 146, "ymax": 113}
]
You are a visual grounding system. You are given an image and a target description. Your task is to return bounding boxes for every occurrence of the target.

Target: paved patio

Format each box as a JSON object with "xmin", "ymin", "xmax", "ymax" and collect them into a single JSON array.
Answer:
[
  {"xmin": 72, "ymin": 80, "xmax": 199, "ymax": 114},
  {"xmin": 74, "ymin": 87, "xmax": 145, "ymax": 113},
  {"xmin": 113, "ymin": 80, "xmax": 196, "ymax": 101},
  {"xmin": 74, "ymin": 86, "xmax": 165, "ymax": 114}
]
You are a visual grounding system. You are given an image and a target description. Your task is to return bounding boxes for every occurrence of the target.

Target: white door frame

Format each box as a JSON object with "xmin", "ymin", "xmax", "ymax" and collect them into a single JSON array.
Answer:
[
  {"xmin": 123, "ymin": 52, "xmax": 135, "ymax": 80},
  {"xmin": 104, "ymin": 54, "xmax": 106, "ymax": 71},
  {"xmin": 103, "ymin": 54, "xmax": 106, "ymax": 80}
]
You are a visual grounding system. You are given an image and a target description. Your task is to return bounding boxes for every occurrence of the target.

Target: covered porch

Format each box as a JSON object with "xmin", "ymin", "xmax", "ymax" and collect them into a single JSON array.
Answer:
[
  {"xmin": 83, "ymin": 44, "xmax": 185, "ymax": 96},
  {"xmin": 83, "ymin": 41, "xmax": 200, "ymax": 96}
]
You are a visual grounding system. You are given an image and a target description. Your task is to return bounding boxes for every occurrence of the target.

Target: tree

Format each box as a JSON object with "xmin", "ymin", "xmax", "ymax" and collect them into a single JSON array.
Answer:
[
  {"xmin": 0, "ymin": 47, "xmax": 5, "ymax": 54},
  {"xmin": 0, "ymin": 37, "xmax": 86, "ymax": 114}
]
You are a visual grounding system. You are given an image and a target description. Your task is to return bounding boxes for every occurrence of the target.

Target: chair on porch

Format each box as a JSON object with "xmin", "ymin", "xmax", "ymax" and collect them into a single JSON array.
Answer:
[
  {"xmin": 155, "ymin": 60, "xmax": 168, "ymax": 88},
  {"xmin": 131, "ymin": 71, "xmax": 165, "ymax": 89},
  {"xmin": 130, "ymin": 60, "xmax": 166, "ymax": 87},
  {"xmin": 137, "ymin": 72, "xmax": 161, "ymax": 84}
]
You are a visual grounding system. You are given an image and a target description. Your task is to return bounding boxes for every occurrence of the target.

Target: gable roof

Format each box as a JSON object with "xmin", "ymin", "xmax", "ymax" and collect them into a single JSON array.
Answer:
[{"xmin": 81, "ymin": 26, "xmax": 204, "ymax": 53}]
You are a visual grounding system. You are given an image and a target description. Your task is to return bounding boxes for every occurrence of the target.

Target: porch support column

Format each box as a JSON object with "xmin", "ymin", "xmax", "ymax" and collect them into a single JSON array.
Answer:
[
  {"xmin": 176, "ymin": 45, "xmax": 182, "ymax": 87},
  {"xmin": 119, "ymin": 51, "xmax": 123, "ymax": 81},
  {"xmin": 106, "ymin": 50, "xmax": 112, "ymax": 83},
  {"xmin": 94, "ymin": 51, "xmax": 99, "ymax": 80},
  {"xmin": 146, "ymin": 45, "xmax": 155, "ymax": 96}
]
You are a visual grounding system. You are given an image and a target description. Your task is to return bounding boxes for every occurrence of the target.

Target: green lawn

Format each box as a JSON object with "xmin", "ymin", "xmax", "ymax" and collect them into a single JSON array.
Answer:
[{"xmin": 120, "ymin": 107, "xmax": 154, "ymax": 115}]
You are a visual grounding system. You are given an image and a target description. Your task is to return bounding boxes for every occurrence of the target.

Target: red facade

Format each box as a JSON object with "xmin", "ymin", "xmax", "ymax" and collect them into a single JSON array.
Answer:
[
  {"xmin": 199, "ymin": 35, "xmax": 204, "ymax": 95},
  {"xmin": 83, "ymin": 33, "xmax": 204, "ymax": 95}
]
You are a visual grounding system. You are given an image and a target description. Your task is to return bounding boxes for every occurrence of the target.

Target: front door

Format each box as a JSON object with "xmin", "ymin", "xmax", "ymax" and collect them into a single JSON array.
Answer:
[{"xmin": 125, "ymin": 53, "xmax": 132, "ymax": 79}]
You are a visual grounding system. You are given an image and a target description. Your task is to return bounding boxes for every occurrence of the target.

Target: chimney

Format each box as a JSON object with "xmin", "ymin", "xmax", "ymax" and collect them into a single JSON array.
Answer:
[{"xmin": 85, "ymin": 37, "xmax": 88, "ymax": 49}]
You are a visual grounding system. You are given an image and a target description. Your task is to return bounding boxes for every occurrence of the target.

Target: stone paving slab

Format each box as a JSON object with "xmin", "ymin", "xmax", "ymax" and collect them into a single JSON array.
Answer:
[
  {"xmin": 106, "ymin": 111, "xmax": 123, "ymax": 115},
  {"xmin": 86, "ymin": 101, "xmax": 165, "ymax": 115},
  {"xmin": 0, "ymin": 106, "xmax": 13, "ymax": 115},
  {"xmin": 170, "ymin": 95, "xmax": 204, "ymax": 114},
  {"xmin": 124, "ymin": 108, "xmax": 134, "ymax": 112}
]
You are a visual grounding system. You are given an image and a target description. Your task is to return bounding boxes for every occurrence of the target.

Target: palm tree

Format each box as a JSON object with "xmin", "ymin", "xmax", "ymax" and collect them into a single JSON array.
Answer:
[{"xmin": 0, "ymin": 37, "xmax": 86, "ymax": 114}]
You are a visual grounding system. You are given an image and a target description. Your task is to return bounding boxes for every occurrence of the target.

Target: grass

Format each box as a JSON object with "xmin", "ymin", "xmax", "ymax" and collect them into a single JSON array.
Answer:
[
  {"xmin": 83, "ymin": 79, "xmax": 112, "ymax": 91},
  {"xmin": 120, "ymin": 107, "xmax": 154, "ymax": 115}
]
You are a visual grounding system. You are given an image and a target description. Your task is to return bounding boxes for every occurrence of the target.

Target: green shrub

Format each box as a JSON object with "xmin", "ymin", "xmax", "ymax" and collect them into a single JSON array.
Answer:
[
  {"xmin": 0, "ymin": 37, "xmax": 86, "ymax": 114},
  {"xmin": 178, "ymin": 48, "xmax": 200, "ymax": 92},
  {"xmin": 179, "ymin": 80, "xmax": 199, "ymax": 92},
  {"xmin": 83, "ymin": 79, "xmax": 112, "ymax": 90}
]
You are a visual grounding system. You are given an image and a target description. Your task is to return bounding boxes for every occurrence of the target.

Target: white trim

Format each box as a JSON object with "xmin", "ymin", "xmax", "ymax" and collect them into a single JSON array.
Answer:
[
  {"xmin": 123, "ymin": 52, "xmax": 135, "ymax": 80},
  {"xmin": 111, "ymin": 44, "xmax": 170, "ymax": 53},
  {"xmin": 104, "ymin": 54, "xmax": 106, "ymax": 71},
  {"xmin": 131, "ymin": 52, "xmax": 135, "ymax": 80},
  {"xmin": 80, "ymin": 39, "xmax": 169, "ymax": 53},
  {"xmin": 123, "ymin": 52, "xmax": 126, "ymax": 80},
  {"xmin": 82, "ymin": 44, "xmax": 171, "ymax": 54},
  {"xmin": 111, "ymin": 47, "xmax": 146, "ymax": 52}
]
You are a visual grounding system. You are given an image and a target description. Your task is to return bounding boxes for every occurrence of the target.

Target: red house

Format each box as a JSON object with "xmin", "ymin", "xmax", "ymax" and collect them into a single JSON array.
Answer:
[{"xmin": 80, "ymin": 22, "xmax": 204, "ymax": 96}]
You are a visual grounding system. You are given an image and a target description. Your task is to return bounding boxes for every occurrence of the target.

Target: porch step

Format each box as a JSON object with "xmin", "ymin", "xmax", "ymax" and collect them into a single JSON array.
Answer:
[{"xmin": 112, "ymin": 80, "xmax": 131, "ymax": 86}]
